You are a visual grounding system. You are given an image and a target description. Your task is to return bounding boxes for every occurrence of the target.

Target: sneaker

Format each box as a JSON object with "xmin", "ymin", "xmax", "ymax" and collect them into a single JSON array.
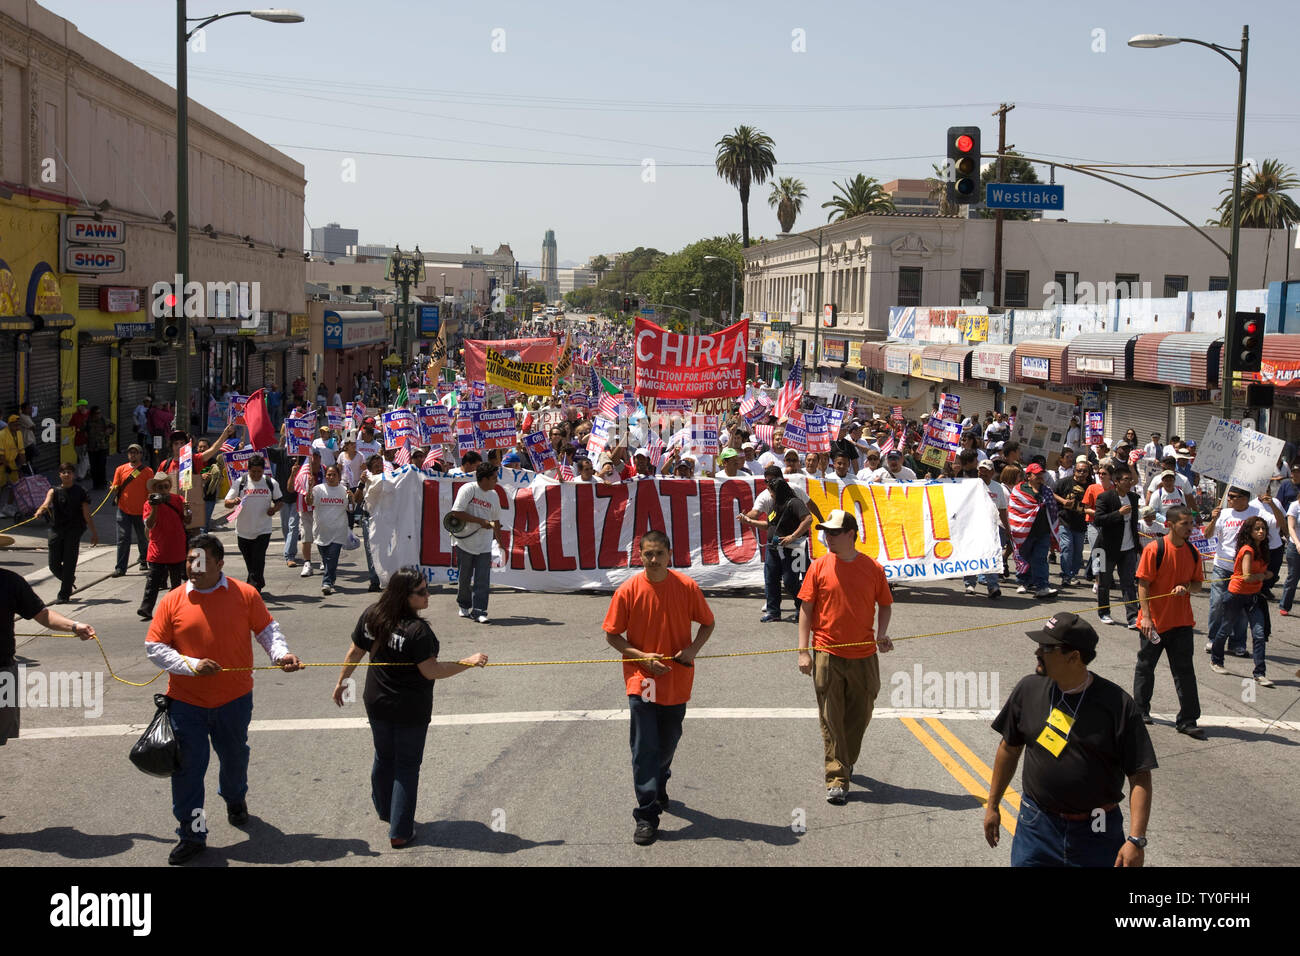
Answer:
[
  {"xmin": 475, "ymin": 613, "xmax": 488, "ymax": 624},
  {"xmin": 1177, "ymin": 724, "xmax": 1208, "ymax": 740},
  {"xmin": 1034, "ymin": 587, "xmax": 1058, "ymax": 599},
  {"xmin": 759, "ymin": 611, "xmax": 780, "ymax": 623},
  {"xmin": 111, "ymin": 569, "xmax": 126, "ymax": 578},
  {"xmin": 168, "ymin": 839, "xmax": 206, "ymax": 866},
  {"xmin": 390, "ymin": 834, "xmax": 415, "ymax": 849},
  {"xmin": 1204, "ymin": 640, "xmax": 1213, "ymax": 653},
  {"xmin": 988, "ymin": 589, "xmax": 1002, "ymax": 600},
  {"xmin": 1099, "ymin": 615, "xmax": 1115, "ymax": 625},
  {"xmin": 1209, "ymin": 663, "xmax": 1230, "ymax": 675},
  {"xmin": 1255, "ymin": 675, "xmax": 1275, "ymax": 687},
  {"xmin": 1092, "ymin": 582, "xmax": 1099, "ymax": 594},
  {"xmin": 300, "ymin": 564, "xmax": 312, "ymax": 577},
  {"xmin": 322, "ymin": 585, "xmax": 333, "ymax": 596},
  {"xmin": 286, "ymin": 559, "xmax": 297, "ymax": 568},
  {"xmin": 226, "ymin": 801, "xmax": 249, "ymax": 826},
  {"xmin": 826, "ymin": 787, "xmax": 847, "ymax": 806},
  {"xmin": 1016, "ymin": 585, "xmax": 1029, "ymax": 594},
  {"xmin": 1230, "ymin": 649, "xmax": 1251, "ymax": 659},
  {"xmin": 458, "ymin": 607, "xmax": 470, "ymax": 618},
  {"xmin": 1279, "ymin": 608, "xmax": 1290, "ymax": 617},
  {"xmin": 1127, "ymin": 623, "xmax": 1141, "ymax": 631},
  {"xmin": 633, "ymin": 821, "xmax": 658, "ymax": 846},
  {"xmin": 964, "ymin": 584, "xmax": 976, "ymax": 595}
]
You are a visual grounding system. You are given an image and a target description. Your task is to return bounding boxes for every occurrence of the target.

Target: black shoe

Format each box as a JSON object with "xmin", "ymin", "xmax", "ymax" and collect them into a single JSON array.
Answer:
[
  {"xmin": 759, "ymin": 611, "xmax": 780, "ymax": 623},
  {"xmin": 226, "ymin": 801, "xmax": 250, "ymax": 826},
  {"xmin": 633, "ymin": 821, "xmax": 658, "ymax": 846},
  {"xmin": 137, "ymin": 608, "xmax": 152, "ymax": 620},
  {"xmin": 1230, "ymin": 649, "xmax": 1251, "ymax": 659},
  {"xmin": 55, "ymin": 593, "xmax": 71, "ymax": 604},
  {"xmin": 111, "ymin": 569, "xmax": 126, "ymax": 578},
  {"xmin": 168, "ymin": 839, "xmax": 206, "ymax": 865},
  {"xmin": 1177, "ymin": 724, "xmax": 1207, "ymax": 740},
  {"xmin": 369, "ymin": 582, "xmax": 381, "ymax": 592}
]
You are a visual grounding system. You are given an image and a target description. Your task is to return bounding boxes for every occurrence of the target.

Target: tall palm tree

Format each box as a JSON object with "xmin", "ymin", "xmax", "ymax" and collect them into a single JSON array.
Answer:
[
  {"xmin": 1212, "ymin": 159, "xmax": 1300, "ymax": 285},
  {"xmin": 589, "ymin": 254, "xmax": 609, "ymax": 286},
  {"xmin": 821, "ymin": 174, "xmax": 896, "ymax": 222},
  {"xmin": 768, "ymin": 176, "xmax": 808, "ymax": 233},
  {"xmin": 715, "ymin": 126, "xmax": 777, "ymax": 248},
  {"xmin": 925, "ymin": 163, "xmax": 957, "ymax": 216}
]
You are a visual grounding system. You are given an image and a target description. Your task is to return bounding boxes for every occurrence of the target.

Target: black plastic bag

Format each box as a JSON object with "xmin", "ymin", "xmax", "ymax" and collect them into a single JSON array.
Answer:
[{"xmin": 129, "ymin": 694, "xmax": 181, "ymax": 777}]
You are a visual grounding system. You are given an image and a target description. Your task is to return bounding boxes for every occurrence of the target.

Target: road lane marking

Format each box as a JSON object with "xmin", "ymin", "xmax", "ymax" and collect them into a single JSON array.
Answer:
[
  {"xmin": 924, "ymin": 717, "xmax": 1021, "ymax": 812},
  {"xmin": 14, "ymin": 707, "xmax": 1300, "ymax": 740},
  {"xmin": 899, "ymin": 717, "xmax": 1016, "ymax": 835}
]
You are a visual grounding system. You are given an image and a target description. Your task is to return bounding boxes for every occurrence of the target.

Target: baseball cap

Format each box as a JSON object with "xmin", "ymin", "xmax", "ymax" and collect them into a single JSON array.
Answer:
[
  {"xmin": 1025, "ymin": 611, "xmax": 1099, "ymax": 653},
  {"xmin": 741, "ymin": 441, "xmax": 756, "ymax": 450},
  {"xmin": 1141, "ymin": 506, "xmax": 1157, "ymax": 519},
  {"xmin": 362, "ymin": 417, "xmax": 376, "ymax": 426},
  {"xmin": 977, "ymin": 458, "xmax": 996, "ymax": 471},
  {"xmin": 719, "ymin": 448, "xmax": 739, "ymax": 461},
  {"xmin": 76, "ymin": 399, "xmax": 88, "ymax": 407},
  {"xmin": 1159, "ymin": 469, "xmax": 1176, "ymax": 479},
  {"xmin": 502, "ymin": 451, "xmax": 521, "ymax": 465},
  {"xmin": 127, "ymin": 443, "xmax": 143, "ymax": 454},
  {"xmin": 817, "ymin": 509, "xmax": 859, "ymax": 533},
  {"xmin": 5, "ymin": 414, "xmax": 18, "ymax": 424},
  {"xmin": 1024, "ymin": 462, "xmax": 1045, "ymax": 475},
  {"xmin": 886, "ymin": 450, "xmax": 902, "ymax": 460}
]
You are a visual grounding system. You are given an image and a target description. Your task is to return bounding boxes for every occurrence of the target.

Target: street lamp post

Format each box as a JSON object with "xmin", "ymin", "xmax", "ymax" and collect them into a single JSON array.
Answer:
[
  {"xmin": 1130, "ymin": 26, "xmax": 1249, "ymax": 423},
  {"xmin": 702, "ymin": 255, "xmax": 737, "ymax": 325},
  {"xmin": 175, "ymin": 4, "xmax": 302, "ymax": 432}
]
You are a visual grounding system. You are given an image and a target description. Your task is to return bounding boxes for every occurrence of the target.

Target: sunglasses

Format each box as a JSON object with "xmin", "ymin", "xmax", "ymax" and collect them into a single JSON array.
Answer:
[{"xmin": 824, "ymin": 528, "xmax": 855, "ymax": 536}]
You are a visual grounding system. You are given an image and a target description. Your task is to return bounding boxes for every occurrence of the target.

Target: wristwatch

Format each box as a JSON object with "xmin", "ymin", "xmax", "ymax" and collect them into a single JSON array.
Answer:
[{"xmin": 1126, "ymin": 835, "xmax": 1148, "ymax": 849}]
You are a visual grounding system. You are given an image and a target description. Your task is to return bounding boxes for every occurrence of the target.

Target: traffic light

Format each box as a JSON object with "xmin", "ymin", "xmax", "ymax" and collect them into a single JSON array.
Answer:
[
  {"xmin": 622, "ymin": 297, "xmax": 630, "ymax": 313},
  {"xmin": 631, "ymin": 297, "xmax": 639, "ymax": 311},
  {"xmin": 1229, "ymin": 311, "xmax": 1264, "ymax": 373},
  {"xmin": 1246, "ymin": 383, "xmax": 1274, "ymax": 407},
  {"xmin": 947, "ymin": 126, "xmax": 981, "ymax": 206}
]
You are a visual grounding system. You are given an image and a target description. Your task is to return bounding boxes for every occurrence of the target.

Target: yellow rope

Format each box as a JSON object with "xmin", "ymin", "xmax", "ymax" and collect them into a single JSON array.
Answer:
[
  {"xmin": 1, "ymin": 489, "xmax": 113, "ymax": 535},
  {"xmin": 16, "ymin": 585, "xmax": 1220, "ymax": 683}
]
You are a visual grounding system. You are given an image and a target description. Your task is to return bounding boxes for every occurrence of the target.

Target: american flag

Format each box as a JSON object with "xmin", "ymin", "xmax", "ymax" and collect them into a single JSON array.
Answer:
[
  {"xmin": 1007, "ymin": 481, "xmax": 1058, "ymax": 550},
  {"xmin": 558, "ymin": 462, "xmax": 575, "ymax": 481},
  {"xmin": 774, "ymin": 359, "xmax": 803, "ymax": 420},
  {"xmin": 220, "ymin": 439, "xmax": 238, "ymax": 454},
  {"xmin": 597, "ymin": 391, "xmax": 621, "ymax": 421},
  {"xmin": 755, "ymin": 424, "xmax": 774, "ymax": 448},
  {"xmin": 879, "ymin": 434, "xmax": 896, "ymax": 456},
  {"xmin": 589, "ymin": 366, "xmax": 600, "ymax": 397},
  {"xmin": 422, "ymin": 445, "xmax": 443, "ymax": 469},
  {"xmin": 739, "ymin": 396, "xmax": 758, "ymax": 418},
  {"xmin": 394, "ymin": 444, "xmax": 411, "ymax": 466},
  {"xmin": 645, "ymin": 435, "xmax": 665, "ymax": 467}
]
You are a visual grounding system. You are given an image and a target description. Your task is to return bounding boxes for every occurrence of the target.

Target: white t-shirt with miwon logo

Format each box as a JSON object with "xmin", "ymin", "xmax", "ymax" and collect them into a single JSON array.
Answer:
[
  {"xmin": 452, "ymin": 480, "xmax": 502, "ymax": 555},
  {"xmin": 1212, "ymin": 504, "xmax": 1261, "ymax": 572},
  {"xmin": 224, "ymin": 475, "xmax": 282, "ymax": 539},
  {"xmin": 310, "ymin": 483, "xmax": 352, "ymax": 546}
]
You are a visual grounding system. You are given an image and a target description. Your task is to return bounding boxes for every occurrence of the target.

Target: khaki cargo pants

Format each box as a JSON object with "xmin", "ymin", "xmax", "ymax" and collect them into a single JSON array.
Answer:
[{"xmin": 813, "ymin": 651, "xmax": 881, "ymax": 788}]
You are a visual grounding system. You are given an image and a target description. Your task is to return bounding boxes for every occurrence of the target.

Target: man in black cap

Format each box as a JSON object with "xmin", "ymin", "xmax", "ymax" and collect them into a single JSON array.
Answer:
[{"xmin": 984, "ymin": 611, "xmax": 1155, "ymax": 867}]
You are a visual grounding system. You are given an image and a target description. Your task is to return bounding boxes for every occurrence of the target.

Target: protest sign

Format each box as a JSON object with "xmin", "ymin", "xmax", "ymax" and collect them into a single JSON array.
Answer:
[
  {"xmin": 1194, "ymin": 418, "xmax": 1287, "ymax": 495},
  {"xmin": 456, "ymin": 417, "xmax": 478, "ymax": 457},
  {"xmin": 463, "ymin": 337, "xmax": 558, "ymax": 385},
  {"xmin": 1011, "ymin": 394, "xmax": 1075, "ymax": 468},
  {"xmin": 783, "ymin": 411, "xmax": 810, "ymax": 453},
  {"xmin": 326, "ymin": 405, "xmax": 346, "ymax": 432},
  {"xmin": 416, "ymin": 404, "xmax": 452, "ymax": 446},
  {"xmin": 485, "ymin": 346, "xmax": 556, "ymax": 395},
  {"xmin": 178, "ymin": 442, "xmax": 193, "ymax": 492},
  {"xmin": 1085, "ymin": 411, "xmax": 1104, "ymax": 446},
  {"xmin": 633, "ymin": 317, "xmax": 748, "ymax": 398},
  {"xmin": 381, "ymin": 409, "xmax": 417, "ymax": 449},
  {"xmin": 817, "ymin": 405, "xmax": 846, "ymax": 438},
  {"xmin": 689, "ymin": 414, "xmax": 720, "ymax": 456},
  {"xmin": 523, "ymin": 431, "xmax": 557, "ymax": 472},
  {"xmin": 285, "ymin": 420, "xmax": 314, "ymax": 456},
  {"xmin": 474, "ymin": 408, "xmax": 518, "ymax": 452},
  {"xmin": 939, "ymin": 393, "xmax": 961, "ymax": 421},
  {"xmin": 804, "ymin": 409, "xmax": 831, "ymax": 453},
  {"xmin": 222, "ymin": 447, "xmax": 258, "ymax": 487},
  {"xmin": 367, "ymin": 472, "xmax": 1002, "ymax": 590},
  {"xmin": 587, "ymin": 416, "xmax": 614, "ymax": 456},
  {"xmin": 228, "ymin": 395, "xmax": 248, "ymax": 426}
]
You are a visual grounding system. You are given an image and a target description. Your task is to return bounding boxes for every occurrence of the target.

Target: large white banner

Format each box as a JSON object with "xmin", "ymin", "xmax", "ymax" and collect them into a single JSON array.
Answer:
[
  {"xmin": 366, "ymin": 470, "xmax": 1003, "ymax": 591},
  {"xmin": 1196, "ymin": 418, "xmax": 1287, "ymax": 496}
]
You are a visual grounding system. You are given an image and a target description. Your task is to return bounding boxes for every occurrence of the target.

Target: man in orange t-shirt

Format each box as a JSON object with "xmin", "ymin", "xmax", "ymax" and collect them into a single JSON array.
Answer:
[
  {"xmin": 111, "ymin": 443, "xmax": 154, "ymax": 575},
  {"xmin": 603, "ymin": 530, "xmax": 715, "ymax": 846},
  {"xmin": 1134, "ymin": 505, "xmax": 1205, "ymax": 739},
  {"xmin": 797, "ymin": 509, "xmax": 895, "ymax": 805},
  {"xmin": 145, "ymin": 533, "xmax": 303, "ymax": 865}
]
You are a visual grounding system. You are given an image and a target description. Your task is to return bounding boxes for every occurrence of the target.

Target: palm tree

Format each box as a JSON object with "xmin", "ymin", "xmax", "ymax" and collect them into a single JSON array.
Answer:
[
  {"xmin": 589, "ymin": 254, "xmax": 609, "ymax": 286},
  {"xmin": 925, "ymin": 163, "xmax": 957, "ymax": 216},
  {"xmin": 768, "ymin": 176, "xmax": 808, "ymax": 233},
  {"xmin": 715, "ymin": 126, "xmax": 777, "ymax": 248},
  {"xmin": 821, "ymin": 174, "xmax": 896, "ymax": 222},
  {"xmin": 1212, "ymin": 159, "xmax": 1300, "ymax": 285}
]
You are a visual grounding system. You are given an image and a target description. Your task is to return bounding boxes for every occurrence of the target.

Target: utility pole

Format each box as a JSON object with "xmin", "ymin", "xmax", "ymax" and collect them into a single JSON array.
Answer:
[{"xmin": 991, "ymin": 102, "xmax": 1014, "ymax": 308}]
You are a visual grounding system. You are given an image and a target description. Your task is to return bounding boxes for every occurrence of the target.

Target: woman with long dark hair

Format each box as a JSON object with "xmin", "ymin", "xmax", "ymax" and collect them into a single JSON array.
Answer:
[
  {"xmin": 332, "ymin": 569, "xmax": 488, "ymax": 847},
  {"xmin": 1212, "ymin": 516, "xmax": 1275, "ymax": 686},
  {"xmin": 749, "ymin": 475, "xmax": 813, "ymax": 619}
]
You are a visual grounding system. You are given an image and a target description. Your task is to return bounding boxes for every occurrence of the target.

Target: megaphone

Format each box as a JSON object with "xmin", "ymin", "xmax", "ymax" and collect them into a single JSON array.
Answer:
[{"xmin": 443, "ymin": 512, "xmax": 475, "ymax": 539}]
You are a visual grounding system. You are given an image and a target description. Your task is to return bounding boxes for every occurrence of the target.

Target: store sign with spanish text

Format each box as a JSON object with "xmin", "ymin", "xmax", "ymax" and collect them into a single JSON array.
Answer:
[{"xmin": 1020, "ymin": 356, "xmax": 1050, "ymax": 381}]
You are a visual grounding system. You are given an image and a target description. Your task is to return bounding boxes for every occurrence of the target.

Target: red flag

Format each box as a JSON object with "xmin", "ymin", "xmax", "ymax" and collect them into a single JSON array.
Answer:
[{"xmin": 244, "ymin": 388, "xmax": 275, "ymax": 450}]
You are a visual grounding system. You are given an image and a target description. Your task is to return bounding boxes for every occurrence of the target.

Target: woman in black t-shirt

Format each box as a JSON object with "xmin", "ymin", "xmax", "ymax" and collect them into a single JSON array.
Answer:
[
  {"xmin": 332, "ymin": 569, "xmax": 488, "ymax": 847},
  {"xmin": 34, "ymin": 462, "xmax": 98, "ymax": 602}
]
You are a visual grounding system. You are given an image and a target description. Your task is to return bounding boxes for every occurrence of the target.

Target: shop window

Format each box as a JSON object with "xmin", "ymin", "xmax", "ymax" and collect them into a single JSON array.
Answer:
[{"xmin": 1004, "ymin": 271, "xmax": 1029, "ymax": 308}]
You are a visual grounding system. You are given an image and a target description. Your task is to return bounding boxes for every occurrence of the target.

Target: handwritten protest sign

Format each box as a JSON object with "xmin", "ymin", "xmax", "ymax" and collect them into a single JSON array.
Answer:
[{"xmin": 1194, "ymin": 418, "xmax": 1286, "ymax": 495}]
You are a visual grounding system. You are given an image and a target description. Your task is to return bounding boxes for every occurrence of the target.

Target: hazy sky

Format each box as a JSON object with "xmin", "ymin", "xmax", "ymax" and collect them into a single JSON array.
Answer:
[{"xmin": 40, "ymin": 0, "xmax": 1300, "ymax": 267}]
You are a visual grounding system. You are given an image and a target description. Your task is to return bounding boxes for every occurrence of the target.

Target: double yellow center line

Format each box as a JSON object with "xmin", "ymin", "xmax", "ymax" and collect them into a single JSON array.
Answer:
[{"xmin": 900, "ymin": 716, "xmax": 1020, "ymax": 835}]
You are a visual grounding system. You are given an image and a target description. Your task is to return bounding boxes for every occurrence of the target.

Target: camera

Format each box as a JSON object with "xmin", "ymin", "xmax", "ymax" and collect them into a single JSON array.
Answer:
[{"xmin": 148, "ymin": 493, "xmax": 166, "ymax": 504}]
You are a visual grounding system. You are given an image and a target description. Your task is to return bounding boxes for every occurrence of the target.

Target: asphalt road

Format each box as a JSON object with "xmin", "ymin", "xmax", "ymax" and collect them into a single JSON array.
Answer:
[{"xmin": 1, "ymin": 505, "xmax": 1297, "ymax": 868}]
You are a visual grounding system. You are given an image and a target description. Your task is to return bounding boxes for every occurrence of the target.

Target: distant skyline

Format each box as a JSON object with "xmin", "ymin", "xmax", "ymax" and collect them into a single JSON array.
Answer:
[{"xmin": 38, "ymin": 1, "xmax": 1300, "ymax": 265}]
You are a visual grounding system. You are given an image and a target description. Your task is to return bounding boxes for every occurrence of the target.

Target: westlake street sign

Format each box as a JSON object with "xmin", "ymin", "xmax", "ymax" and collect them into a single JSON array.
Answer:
[{"xmin": 985, "ymin": 183, "xmax": 1064, "ymax": 211}]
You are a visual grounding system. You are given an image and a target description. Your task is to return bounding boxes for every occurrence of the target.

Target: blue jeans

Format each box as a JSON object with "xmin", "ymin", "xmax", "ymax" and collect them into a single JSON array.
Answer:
[
  {"xmin": 280, "ymin": 505, "xmax": 300, "ymax": 559},
  {"xmin": 1011, "ymin": 796, "xmax": 1125, "ymax": 867},
  {"xmin": 963, "ymin": 573, "xmax": 999, "ymax": 594},
  {"xmin": 1213, "ymin": 592, "xmax": 1269, "ymax": 677},
  {"xmin": 764, "ymin": 540, "xmax": 805, "ymax": 616},
  {"xmin": 627, "ymin": 695, "xmax": 686, "ymax": 825},
  {"xmin": 115, "ymin": 511, "xmax": 147, "ymax": 573},
  {"xmin": 168, "ymin": 692, "xmax": 254, "ymax": 843},
  {"xmin": 202, "ymin": 498, "xmax": 216, "ymax": 532},
  {"xmin": 1098, "ymin": 548, "xmax": 1139, "ymax": 625},
  {"xmin": 1281, "ymin": 542, "xmax": 1300, "ymax": 612},
  {"xmin": 1084, "ymin": 524, "xmax": 1099, "ymax": 580},
  {"xmin": 318, "ymin": 542, "xmax": 342, "ymax": 588},
  {"xmin": 1058, "ymin": 525, "xmax": 1085, "ymax": 583},
  {"xmin": 1020, "ymin": 534, "xmax": 1051, "ymax": 591},
  {"xmin": 369, "ymin": 717, "xmax": 428, "ymax": 842},
  {"xmin": 456, "ymin": 548, "xmax": 491, "ymax": 616},
  {"xmin": 1207, "ymin": 576, "xmax": 1246, "ymax": 655}
]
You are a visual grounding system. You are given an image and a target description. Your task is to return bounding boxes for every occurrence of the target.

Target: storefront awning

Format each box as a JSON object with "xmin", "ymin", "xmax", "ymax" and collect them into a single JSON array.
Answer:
[
  {"xmin": 971, "ymin": 343, "xmax": 1017, "ymax": 383},
  {"xmin": 33, "ymin": 313, "xmax": 76, "ymax": 330},
  {"xmin": 1065, "ymin": 333, "xmax": 1138, "ymax": 381},
  {"xmin": 1133, "ymin": 332, "xmax": 1221, "ymax": 387},
  {"xmin": 1014, "ymin": 340, "xmax": 1094, "ymax": 386}
]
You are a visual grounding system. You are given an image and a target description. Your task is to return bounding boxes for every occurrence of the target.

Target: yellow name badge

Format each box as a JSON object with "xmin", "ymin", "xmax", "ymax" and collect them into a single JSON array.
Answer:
[
  {"xmin": 1036, "ymin": 724, "xmax": 1069, "ymax": 758},
  {"xmin": 1046, "ymin": 707, "xmax": 1075, "ymax": 736}
]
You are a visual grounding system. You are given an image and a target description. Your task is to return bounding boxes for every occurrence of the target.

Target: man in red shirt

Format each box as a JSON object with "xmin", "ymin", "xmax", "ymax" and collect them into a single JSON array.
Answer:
[
  {"xmin": 146, "ymin": 533, "xmax": 303, "ymax": 865},
  {"xmin": 139, "ymin": 474, "xmax": 191, "ymax": 619},
  {"xmin": 798, "ymin": 509, "xmax": 895, "ymax": 805},
  {"xmin": 1134, "ymin": 505, "xmax": 1206, "ymax": 739},
  {"xmin": 603, "ymin": 530, "xmax": 715, "ymax": 846}
]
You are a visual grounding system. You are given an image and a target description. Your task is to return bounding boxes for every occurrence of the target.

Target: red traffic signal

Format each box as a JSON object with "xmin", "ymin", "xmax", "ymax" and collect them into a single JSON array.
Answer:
[
  {"xmin": 1229, "ymin": 311, "xmax": 1264, "ymax": 373},
  {"xmin": 955, "ymin": 134, "xmax": 974, "ymax": 153},
  {"xmin": 947, "ymin": 126, "xmax": 981, "ymax": 206}
]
